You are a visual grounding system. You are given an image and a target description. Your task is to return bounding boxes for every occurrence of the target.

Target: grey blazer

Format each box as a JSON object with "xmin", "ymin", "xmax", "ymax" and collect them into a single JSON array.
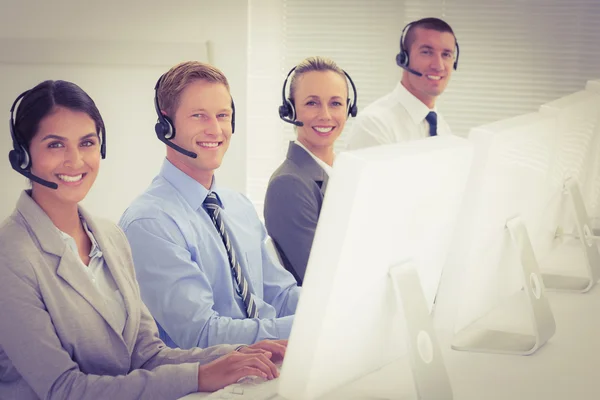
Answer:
[
  {"xmin": 0, "ymin": 191, "xmax": 237, "ymax": 400},
  {"xmin": 264, "ymin": 141, "xmax": 329, "ymax": 285}
]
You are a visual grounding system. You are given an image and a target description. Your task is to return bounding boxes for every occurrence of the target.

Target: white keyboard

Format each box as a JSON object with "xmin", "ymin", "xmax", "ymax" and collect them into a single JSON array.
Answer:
[{"xmin": 204, "ymin": 377, "xmax": 281, "ymax": 400}]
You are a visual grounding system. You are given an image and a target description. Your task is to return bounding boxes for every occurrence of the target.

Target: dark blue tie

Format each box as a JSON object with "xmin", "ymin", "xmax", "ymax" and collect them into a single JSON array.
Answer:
[
  {"xmin": 426, "ymin": 111, "xmax": 438, "ymax": 137},
  {"xmin": 203, "ymin": 192, "xmax": 259, "ymax": 318}
]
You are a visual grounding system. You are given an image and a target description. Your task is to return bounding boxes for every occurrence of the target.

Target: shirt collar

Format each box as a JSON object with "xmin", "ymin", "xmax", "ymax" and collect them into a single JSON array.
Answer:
[
  {"xmin": 159, "ymin": 158, "xmax": 223, "ymax": 211},
  {"xmin": 394, "ymin": 81, "xmax": 438, "ymax": 125},
  {"xmin": 294, "ymin": 140, "xmax": 334, "ymax": 176},
  {"xmin": 58, "ymin": 215, "xmax": 102, "ymax": 259}
]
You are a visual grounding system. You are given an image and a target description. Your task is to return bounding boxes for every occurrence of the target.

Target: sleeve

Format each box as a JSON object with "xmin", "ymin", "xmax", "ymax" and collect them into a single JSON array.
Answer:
[
  {"xmin": 264, "ymin": 173, "xmax": 319, "ymax": 283},
  {"xmin": 0, "ymin": 252, "xmax": 199, "ymax": 400},
  {"xmin": 121, "ymin": 215, "xmax": 297, "ymax": 348},
  {"xmin": 112, "ymin": 225, "xmax": 239, "ymax": 370},
  {"xmin": 346, "ymin": 112, "xmax": 394, "ymax": 150},
  {"xmin": 260, "ymin": 226, "xmax": 302, "ymax": 322}
]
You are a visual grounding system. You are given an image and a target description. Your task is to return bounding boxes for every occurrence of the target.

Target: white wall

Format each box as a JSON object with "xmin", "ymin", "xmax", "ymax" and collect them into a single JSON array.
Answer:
[
  {"xmin": 0, "ymin": 0, "xmax": 249, "ymax": 222},
  {"xmin": 246, "ymin": 0, "xmax": 286, "ymax": 215}
]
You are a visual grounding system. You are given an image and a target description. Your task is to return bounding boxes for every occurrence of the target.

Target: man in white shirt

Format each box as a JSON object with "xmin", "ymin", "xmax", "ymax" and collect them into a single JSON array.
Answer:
[{"xmin": 347, "ymin": 17, "xmax": 459, "ymax": 149}]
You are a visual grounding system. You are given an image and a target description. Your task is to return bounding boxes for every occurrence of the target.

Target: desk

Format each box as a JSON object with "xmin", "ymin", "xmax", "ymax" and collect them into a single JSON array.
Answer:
[{"xmin": 181, "ymin": 289, "xmax": 600, "ymax": 399}]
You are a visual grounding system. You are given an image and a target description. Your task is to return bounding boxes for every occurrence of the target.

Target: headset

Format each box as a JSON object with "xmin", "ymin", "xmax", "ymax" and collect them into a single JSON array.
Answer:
[
  {"xmin": 154, "ymin": 74, "xmax": 236, "ymax": 159},
  {"xmin": 8, "ymin": 89, "xmax": 106, "ymax": 190},
  {"xmin": 278, "ymin": 65, "xmax": 358, "ymax": 127},
  {"xmin": 396, "ymin": 19, "xmax": 460, "ymax": 76}
]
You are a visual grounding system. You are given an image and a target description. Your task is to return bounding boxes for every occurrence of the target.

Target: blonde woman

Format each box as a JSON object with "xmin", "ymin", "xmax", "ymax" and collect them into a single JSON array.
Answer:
[{"xmin": 264, "ymin": 56, "xmax": 358, "ymax": 285}]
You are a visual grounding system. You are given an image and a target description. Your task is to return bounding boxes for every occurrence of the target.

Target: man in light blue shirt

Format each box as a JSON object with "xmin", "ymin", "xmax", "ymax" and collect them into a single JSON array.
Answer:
[{"xmin": 120, "ymin": 61, "xmax": 300, "ymax": 349}]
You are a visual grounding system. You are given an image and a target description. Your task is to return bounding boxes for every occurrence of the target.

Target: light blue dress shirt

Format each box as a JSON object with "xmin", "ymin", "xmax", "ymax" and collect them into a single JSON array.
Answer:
[{"xmin": 119, "ymin": 159, "xmax": 300, "ymax": 349}]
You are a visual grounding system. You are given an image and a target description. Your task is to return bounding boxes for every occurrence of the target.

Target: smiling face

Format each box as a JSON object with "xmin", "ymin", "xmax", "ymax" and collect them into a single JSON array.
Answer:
[
  {"xmin": 28, "ymin": 106, "xmax": 101, "ymax": 207},
  {"xmin": 166, "ymin": 79, "xmax": 233, "ymax": 187},
  {"xmin": 402, "ymin": 27, "xmax": 456, "ymax": 108},
  {"xmin": 293, "ymin": 70, "xmax": 349, "ymax": 154}
]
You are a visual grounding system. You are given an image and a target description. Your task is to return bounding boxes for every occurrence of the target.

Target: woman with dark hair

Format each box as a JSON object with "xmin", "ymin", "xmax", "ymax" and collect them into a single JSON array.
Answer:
[{"xmin": 0, "ymin": 80, "xmax": 284, "ymax": 400}]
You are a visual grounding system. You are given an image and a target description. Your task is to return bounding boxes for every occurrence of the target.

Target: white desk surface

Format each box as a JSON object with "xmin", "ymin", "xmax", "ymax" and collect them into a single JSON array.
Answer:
[{"xmin": 181, "ymin": 289, "xmax": 600, "ymax": 400}]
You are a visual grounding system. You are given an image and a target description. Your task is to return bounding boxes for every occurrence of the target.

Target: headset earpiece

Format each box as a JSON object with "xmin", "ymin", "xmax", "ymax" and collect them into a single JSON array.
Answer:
[
  {"xmin": 279, "ymin": 67, "xmax": 298, "ymax": 123},
  {"xmin": 154, "ymin": 113, "xmax": 175, "ymax": 140},
  {"xmin": 396, "ymin": 51, "xmax": 409, "ymax": 68},
  {"xmin": 453, "ymin": 41, "xmax": 460, "ymax": 70},
  {"xmin": 278, "ymin": 98, "xmax": 296, "ymax": 121},
  {"xmin": 9, "ymin": 90, "xmax": 32, "ymax": 170},
  {"xmin": 343, "ymin": 70, "xmax": 358, "ymax": 118},
  {"xmin": 231, "ymin": 99, "xmax": 236, "ymax": 134},
  {"xmin": 396, "ymin": 22, "xmax": 413, "ymax": 69},
  {"xmin": 154, "ymin": 76, "xmax": 176, "ymax": 141},
  {"xmin": 99, "ymin": 125, "xmax": 107, "ymax": 159}
]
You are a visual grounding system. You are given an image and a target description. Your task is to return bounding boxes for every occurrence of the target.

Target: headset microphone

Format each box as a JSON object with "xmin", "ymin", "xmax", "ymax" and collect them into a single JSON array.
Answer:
[
  {"xmin": 278, "ymin": 110, "xmax": 304, "ymax": 127},
  {"xmin": 9, "ymin": 152, "xmax": 58, "ymax": 189},
  {"xmin": 396, "ymin": 60, "xmax": 424, "ymax": 77},
  {"xmin": 8, "ymin": 149, "xmax": 58, "ymax": 189},
  {"xmin": 155, "ymin": 131, "xmax": 198, "ymax": 158},
  {"xmin": 28, "ymin": 173, "xmax": 58, "ymax": 189}
]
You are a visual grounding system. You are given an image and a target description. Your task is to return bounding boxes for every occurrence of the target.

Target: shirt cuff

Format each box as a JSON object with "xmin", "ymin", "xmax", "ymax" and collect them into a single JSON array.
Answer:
[
  {"xmin": 177, "ymin": 362, "xmax": 200, "ymax": 395},
  {"xmin": 274, "ymin": 315, "xmax": 294, "ymax": 340}
]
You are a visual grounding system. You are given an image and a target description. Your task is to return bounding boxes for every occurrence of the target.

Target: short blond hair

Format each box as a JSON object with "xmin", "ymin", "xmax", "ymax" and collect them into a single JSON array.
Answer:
[
  {"xmin": 288, "ymin": 56, "xmax": 348, "ymax": 102},
  {"xmin": 158, "ymin": 61, "xmax": 230, "ymax": 118}
]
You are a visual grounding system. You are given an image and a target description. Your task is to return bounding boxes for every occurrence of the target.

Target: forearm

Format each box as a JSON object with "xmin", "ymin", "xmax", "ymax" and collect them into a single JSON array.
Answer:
[
  {"xmin": 140, "ymin": 344, "xmax": 238, "ymax": 370},
  {"xmin": 199, "ymin": 313, "xmax": 295, "ymax": 347},
  {"xmin": 270, "ymin": 285, "xmax": 301, "ymax": 318},
  {"xmin": 48, "ymin": 363, "xmax": 199, "ymax": 400}
]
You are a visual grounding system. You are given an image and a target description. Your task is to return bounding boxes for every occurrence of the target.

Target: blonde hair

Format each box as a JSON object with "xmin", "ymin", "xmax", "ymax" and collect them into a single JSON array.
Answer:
[
  {"xmin": 288, "ymin": 56, "xmax": 348, "ymax": 102},
  {"xmin": 157, "ymin": 61, "xmax": 230, "ymax": 118}
]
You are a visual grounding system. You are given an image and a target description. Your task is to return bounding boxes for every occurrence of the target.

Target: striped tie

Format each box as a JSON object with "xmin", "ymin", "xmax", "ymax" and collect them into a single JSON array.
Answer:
[{"xmin": 203, "ymin": 192, "xmax": 259, "ymax": 318}]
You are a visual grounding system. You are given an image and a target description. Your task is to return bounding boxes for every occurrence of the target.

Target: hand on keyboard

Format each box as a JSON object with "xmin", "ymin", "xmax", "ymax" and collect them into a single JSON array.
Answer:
[
  {"xmin": 197, "ymin": 350, "xmax": 278, "ymax": 392},
  {"xmin": 236, "ymin": 375, "xmax": 268, "ymax": 385},
  {"xmin": 237, "ymin": 339, "xmax": 288, "ymax": 364},
  {"xmin": 205, "ymin": 369, "xmax": 281, "ymax": 399}
]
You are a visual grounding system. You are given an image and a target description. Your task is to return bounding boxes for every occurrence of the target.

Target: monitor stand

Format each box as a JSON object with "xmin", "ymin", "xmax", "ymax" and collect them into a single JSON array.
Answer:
[
  {"xmin": 389, "ymin": 262, "xmax": 453, "ymax": 400},
  {"xmin": 452, "ymin": 216, "xmax": 556, "ymax": 355},
  {"xmin": 544, "ymin": 178, "xmax": 600, "ymax": 292}
]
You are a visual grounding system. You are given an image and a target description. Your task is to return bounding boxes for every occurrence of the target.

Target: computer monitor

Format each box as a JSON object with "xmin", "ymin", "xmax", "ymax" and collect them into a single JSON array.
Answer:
[
  {"xmin": 278, "ymin": 136, "xmax": 473, "ymax": 400},
  {"xmin": 539, "ymin": 87, "xmax": 600, "ymax": 225},
  {"xmin": 438, "ymin": 112, "xmax": 558, "ymax": 356},
  {"xmin": 535, "ymin": 86, "xmax": 600, "ymax": 291},
  {"xmin": 586, "ymin": 78, "xmax": 600, "ymax": 93}
]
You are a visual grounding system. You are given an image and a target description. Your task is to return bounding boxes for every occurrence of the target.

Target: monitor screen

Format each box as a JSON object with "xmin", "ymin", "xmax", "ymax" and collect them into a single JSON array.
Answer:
[
  {"xmin": 538, "ymin": 88, "xmax": 600, "ymax": 235},
  {"xmin": 439, "ymin": 112, "xmax": 559, "ymax": 338},
  {"xmin": 278, "ymin": 136, "xmax": 472, "ymax": 399}
]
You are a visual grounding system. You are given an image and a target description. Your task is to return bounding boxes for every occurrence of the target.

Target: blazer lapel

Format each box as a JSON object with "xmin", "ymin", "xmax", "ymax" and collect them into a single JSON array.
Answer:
[
  {"xmin": 16, "ymin": 192, "xmax": 127, "ymax": 342},
  {"xmin": 319, "ymin": 173, "xmax": 329, "ymax": 195},
  {"xmin": 55, "ymin": 249, "xmax": 125, "ymax": 339},
  {"xmin": 80, "ymin": 208, "xmax": 138, "ymax": 350},
  {"xmin": 287, "ymin": 141, "xmax": 329, "ymax": 196}
]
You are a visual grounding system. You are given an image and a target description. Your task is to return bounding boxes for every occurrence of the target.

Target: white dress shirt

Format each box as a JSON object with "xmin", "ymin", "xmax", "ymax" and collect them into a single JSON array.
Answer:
[
  {"xmin": 59, "ymin": 217, "xmax": 127, "ymax": 334},
  {"xmin": 294, "ymin": 139, "xmax": 334, "ymax": 176},
  {"xmin": 347, "ymin": 82, "xmax": 452, "ymax": 149}
]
